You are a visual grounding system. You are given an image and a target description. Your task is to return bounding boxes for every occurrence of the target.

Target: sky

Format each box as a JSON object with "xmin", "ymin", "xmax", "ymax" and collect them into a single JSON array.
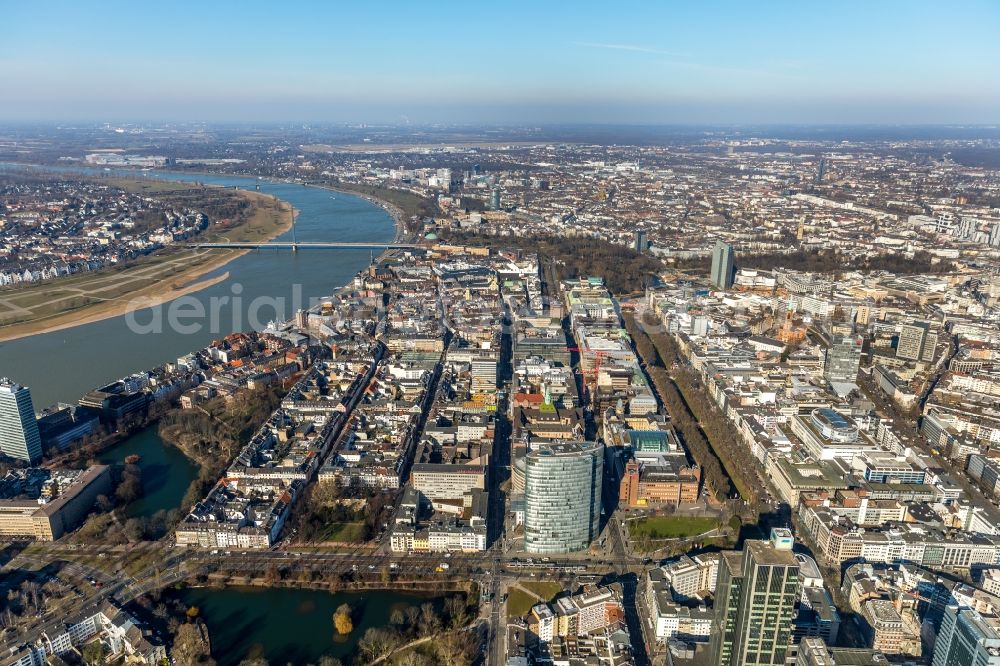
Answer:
[{"xmin": 3, "ymin": 0, "xmax": 999, "ymax": 125}]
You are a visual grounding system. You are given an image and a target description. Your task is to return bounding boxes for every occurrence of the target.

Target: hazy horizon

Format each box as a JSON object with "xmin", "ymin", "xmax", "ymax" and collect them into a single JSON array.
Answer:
[{"xmin": 4, "ymin": 0, "xmax": 999, "ymax": 124}]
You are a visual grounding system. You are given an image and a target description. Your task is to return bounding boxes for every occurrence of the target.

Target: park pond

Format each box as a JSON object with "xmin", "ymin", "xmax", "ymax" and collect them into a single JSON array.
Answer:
[
  {"xmin": 98, "ymin": 425, "xmax": 200, "ymax": 519},
  {"xmin": 167, "ymin": 586, "xmax": 457, "ymax": 665}
]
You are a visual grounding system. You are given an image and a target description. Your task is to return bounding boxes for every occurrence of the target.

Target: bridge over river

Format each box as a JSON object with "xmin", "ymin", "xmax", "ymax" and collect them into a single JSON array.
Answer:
[{"xmin": 190, "ymin": 241, "xmax": 423, "ymax": 250}]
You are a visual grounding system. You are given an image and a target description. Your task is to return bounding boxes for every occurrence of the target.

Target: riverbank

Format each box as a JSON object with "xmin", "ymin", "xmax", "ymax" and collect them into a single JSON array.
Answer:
[
  {"xmin": 0, "ymin": 167, "xmax": 405, "ymax": 407},
  {"xmin": 306, "ymin": 180, "xmax": 410, "ymax": 243},
  {"xmin": 150, "ymin": 169, "xmax": 412, "ymax": 243},
  {"xmin": 0, "ymin": 187, "xmax": 294, "ymax": 343}
]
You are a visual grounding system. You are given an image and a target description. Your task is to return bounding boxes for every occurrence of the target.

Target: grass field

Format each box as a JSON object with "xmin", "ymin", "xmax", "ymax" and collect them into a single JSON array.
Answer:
[
  {"xmin": 629, "ymin": 515, "xmax": 718, "ymax": 540},
  {"xmin": 320, "ymin": 522, "xmax": 368, "ymax": 543},
  {"xmin": 521, "ymin": 580, "xmax": 563, "ymax": 600},
  {"xmin": 506, "ymin": 588, "xmax": 538, "ymax": 617},
  {"xmin": 507, "ymin": 580, "xmax": 564, "ymax": 618},
  {"xmin": 0, "ymin": 183, "xmax": 292, "ymax": 339}
]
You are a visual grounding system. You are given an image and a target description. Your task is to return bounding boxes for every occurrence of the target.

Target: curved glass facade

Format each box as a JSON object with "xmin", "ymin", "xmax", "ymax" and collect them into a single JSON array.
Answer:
[{"xmin": 524, "ymin": 441, "xmax": 602, "ymax": 554}]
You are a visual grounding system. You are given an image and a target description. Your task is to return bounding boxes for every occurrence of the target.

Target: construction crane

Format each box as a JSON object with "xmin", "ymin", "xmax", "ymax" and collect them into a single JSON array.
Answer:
[{"xmin": 565, "ymin": 346, "xmax": 613, "ymax": 405}]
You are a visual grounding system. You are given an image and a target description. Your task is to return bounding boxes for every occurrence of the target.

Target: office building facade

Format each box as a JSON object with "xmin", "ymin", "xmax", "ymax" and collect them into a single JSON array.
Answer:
[
  {"xmin": 711, "ymin": 240, "xmax": 735, "ymax": 290},
  {"xmin": 896, "ymin": 321, "xmax": 936, "ymax": 363},
  {"xmin": 932, "ymin": 605, "xmax": 1000, "ymax": 666},
  {"xmin": 634, "ymin": 230, "xmax": 648, "ymax": 253},
  {"xmin": 0, "ymin": 380, "xmax": 42, "ymax": 463},
  {"xmin": 710, "ymin": 529, "xmax": 800, "ymax": 666},
  {"xmin": 524, "ymin": 441, "xmax": 602, "ymax": 554},
  {"xmin": 825, "ymin": 334, "xmax": 863, "ymax": 384}
]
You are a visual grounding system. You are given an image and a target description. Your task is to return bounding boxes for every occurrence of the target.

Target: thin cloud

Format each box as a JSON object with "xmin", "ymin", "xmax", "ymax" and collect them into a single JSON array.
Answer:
[
  {"xmin": 573, "ymin": 41, "xmax": 683, "ymax": 57},
  {"xmin": 655, "ymin": 59, "xmax": 806, "ymax": 81},
  {"xmin": 573, "ymin": 41, "xmax": 805, "ymax": 80}
]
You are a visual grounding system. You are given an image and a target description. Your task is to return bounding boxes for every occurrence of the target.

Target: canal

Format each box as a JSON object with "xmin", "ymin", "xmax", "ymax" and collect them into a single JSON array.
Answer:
[{"xmin": 169, "ymin": 586, "xmax": 447, "ymax": 665}]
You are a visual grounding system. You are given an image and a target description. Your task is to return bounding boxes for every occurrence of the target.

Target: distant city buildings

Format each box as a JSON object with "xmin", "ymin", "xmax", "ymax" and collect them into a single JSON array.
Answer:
[
  {"xmin": 634, "ymin": 229, "xmax": 648, "ymax": 253},
  {"xmin": 0, "ymin": 178, "xmax": 211, "ymax": 288},
  {"xmin": 84, "ymin": 153, "xmax": 168, "ymax": 167}
]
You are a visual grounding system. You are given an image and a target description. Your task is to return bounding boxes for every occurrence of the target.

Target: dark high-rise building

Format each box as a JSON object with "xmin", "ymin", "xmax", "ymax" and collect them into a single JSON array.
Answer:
[
  {"xmin": 815, "ymin": 158, "xmax": 826, "ymax": 184},
  {"xmin": 490, "ymin": 188, "xmax": 502, "ymax": 211},
  {"xmin": 710, "ymin": 240, "xmax": 735, "ymax": 290},
  {"xmin": 932, "ymin": 605, "xmax": 1000, "ymax": 666},
  {"xmin": 710, "ymin": 529, "xmax": 800, "ymax": 666},
  {"xmin": 634, "ymin": 230, "xmax": 648, "ymax": 253},
  {"xmin": 825, "ymin": 334, "xmax": 864, "ymax": 385}
]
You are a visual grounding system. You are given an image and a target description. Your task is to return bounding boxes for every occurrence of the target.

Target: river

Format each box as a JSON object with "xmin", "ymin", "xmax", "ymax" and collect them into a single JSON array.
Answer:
[
  {"xmin": 0, "ymin": 169, "xmax": 397, "ymax": 409},
  {"xmin": 1, "ymin": 168, "xmax": 425, "ymax": 659},
  {"xmin": 169, "ymin": 586, "xmax": 446, "ymax": 665},
  {"xmin": 0, "ymin": 167, "xmax": 396, "ymax": 516}
]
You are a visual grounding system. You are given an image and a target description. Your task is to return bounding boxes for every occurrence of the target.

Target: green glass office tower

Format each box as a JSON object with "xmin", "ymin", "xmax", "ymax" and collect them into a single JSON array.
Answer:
[
  {"xmin": 933, "ymin": 605, "xmax": 1000, "ymax": 666},
  {"xmin": 710, "ymin": 528, "xmax": 800, "ymax": 666}
]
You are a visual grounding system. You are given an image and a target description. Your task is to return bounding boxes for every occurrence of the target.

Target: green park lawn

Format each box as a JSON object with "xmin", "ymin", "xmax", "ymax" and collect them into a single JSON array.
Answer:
[
  {"xmin": 507, "ymin": 580, "xmax": 565, "ymax": 618},
  {"xmin": 629, "ymin": 515, "xmax": 717, "ymax": 540},
  {"xmin": 319, "ymin": 522, "xmax": 367, "ymax": 543},
  {"xmin": 506, "ymin": 588, "xmax": 538, "ymax": 617}
]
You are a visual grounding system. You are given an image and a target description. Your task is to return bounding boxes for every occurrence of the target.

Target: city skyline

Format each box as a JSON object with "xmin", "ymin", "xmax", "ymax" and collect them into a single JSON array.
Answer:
[
  {"xmin": 5, "ymin": 5, "xmax": 1000, "ymax": 663},
  {"xmin": 3, "ymin": 0, "xmax": 999, "ymax": 124}
]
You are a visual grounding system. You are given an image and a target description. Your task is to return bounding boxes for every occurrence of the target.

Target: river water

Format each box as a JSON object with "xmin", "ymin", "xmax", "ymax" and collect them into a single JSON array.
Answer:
[
  {"xmin": 1, "ymin": 168, "xmax": 423, "ymax": 660},
  {"xmin": 0, "ymin": 167, "xmax": 396, "ymax": 518},
  {"xmin": 0, "ymin": 169, "xmax": 396, "ymax": 409}
]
